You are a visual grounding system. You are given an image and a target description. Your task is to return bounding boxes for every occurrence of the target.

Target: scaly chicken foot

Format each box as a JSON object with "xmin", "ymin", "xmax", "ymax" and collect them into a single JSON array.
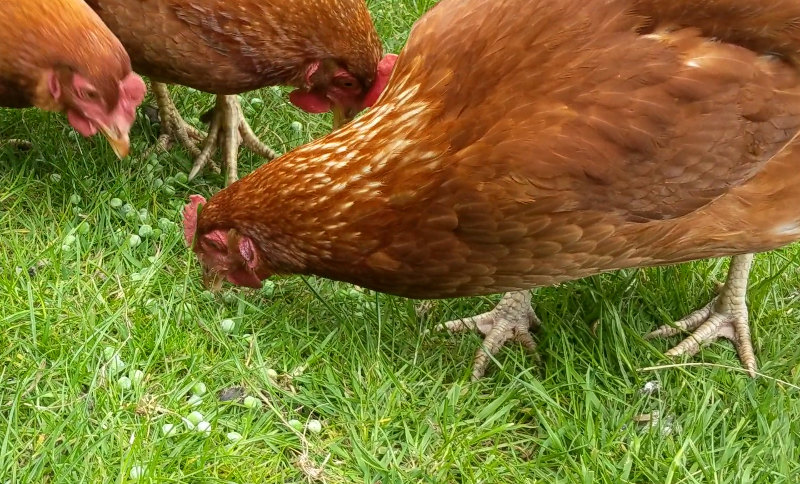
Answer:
[
  {"xmin": 188, "ymin": 94, "xmax": 278, "ymax": 185},
  {"xmin": 147, "ymin": 82, "xmax": 209, "ymax": 154},
  {"xmin": 645, "ymin": 253, "xmax": 757, "ymax": 377},
  {"xmin": 441, "ymin": 291, "xmax": 541, "ymax": 380}
]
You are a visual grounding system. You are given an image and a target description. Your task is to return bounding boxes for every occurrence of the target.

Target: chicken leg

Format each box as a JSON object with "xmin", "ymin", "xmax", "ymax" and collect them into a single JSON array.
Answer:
[
  {"xmin": 645, "ymin": 253, "xmax": 757, "ymax": 377},
  {"xmin": 440, "ymin": 291, "xmax": 541, "ymax": 380},
  {"xmin": 150, "ymin": 82, "xmax": 277, "ymax": 185}
]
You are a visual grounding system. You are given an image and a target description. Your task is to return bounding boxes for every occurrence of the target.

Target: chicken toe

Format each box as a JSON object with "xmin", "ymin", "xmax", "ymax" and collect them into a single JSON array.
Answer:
[
  {"xmin": 645, "ymin": 254, "xmax": 757, "ymax": 377},
  {"xmin": 149, "ymin": 82, "xmax": 206, "ymax": 157},
  {"xmin": 442, "ymin": 291, "xmax": 541, "ymax": 380},
  {"xmin": 188, "ymin": 94, "xmax": 278, "ymax": 185}
]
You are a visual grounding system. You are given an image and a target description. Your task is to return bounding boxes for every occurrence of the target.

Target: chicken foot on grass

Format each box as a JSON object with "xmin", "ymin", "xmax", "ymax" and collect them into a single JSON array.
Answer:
[
  {"xmin": 645, "ymin": 253, "xmax": 757, "ymax": 377},
  {"xmin": 441, "ymin": 291, "xmax": 541, "ymax": 380},
  {"xmin": 149, "ymin": 82, "xmax": 277, "ymax": 185}
]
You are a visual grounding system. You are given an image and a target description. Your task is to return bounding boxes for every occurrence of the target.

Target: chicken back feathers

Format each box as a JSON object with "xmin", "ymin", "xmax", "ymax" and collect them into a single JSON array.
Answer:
[
  {"xmin": 86, "ymin": 0, "xmax": 384, "ymax": 95},
  {"xmin": 186, "ymin": 0, "xmax": 800, "ymax": 299}
]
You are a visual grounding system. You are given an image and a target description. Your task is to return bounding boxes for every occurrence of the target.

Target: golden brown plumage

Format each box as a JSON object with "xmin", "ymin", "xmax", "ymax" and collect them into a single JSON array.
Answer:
[
  {"xmin": 185, "ymin": 0, "xmax": 800, "ymax": 377},
  {"xmin": 87, "ymin": 0, "xmax": 392, "ymax": 183},
  {"xmin": 0, "ymin": 0, "xmax": 146, "ymax": 157}
]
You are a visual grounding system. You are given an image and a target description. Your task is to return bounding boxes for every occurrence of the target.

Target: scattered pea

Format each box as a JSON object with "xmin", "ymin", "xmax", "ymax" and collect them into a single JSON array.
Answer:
[
  {"xmin": 49, "ymin": 173, "xmax": 62, "ymax": 183},
  {"xmin": 129, "ymin": 465, "xmax": 144, "ymax": 481},
  {"xmin": 174, "ymin": 172, "xmax": 189, "ymax": 184},
  {"xmin": 162, "ymin": 185, "xmax": 176, "ymax": 196},
  {"xmin": 187, "ymin": 394, "xmax": 203, "ymax": 407},
  {"xmin": 226, "ymin": 431, "xmax": 243, "ymax": 442},
  {"xmin": 109, "ymin": 197, "xmax": 123, "ymax": 208},
  {"xmin": 265, "ymin": 368, "xmax": 278, "ymax": 380},
  {"xmin": 117, "ymin": 376, "xmax": 132, "ymax": 390},
  {"xmin": 220, "ymin": 318, "xmax": 235, "ymax": 333},
  {"xmin": 288, "ymin": 419, "xmax": 303, "ymax": 432},
  {"xmin": 138, "ymin": 208, "xmax": 149, "ymax": 223},
  {"xmin": 128, "ymin": 234, "xmax": 141, "ymax": 247},
  {"xmin": 306, "ymin": 419, "xmax": 322, "ymax": 434},
  {"xmin": 191, "ymin": 381, "xmax": 207, "ymax": 396},
  {"xmin": 196, "ymin": 421, "xmax": 211, "ymax": 436},
  {"xmin": 103, "ymin": 346, "xmax": 116, "ymax": 360},
  {"xmin": 290, "ymin": 121, "xmax": 303, "ymax": 132},
  {"xmin": 131, "ymin": 370, "xmax": 145, "ymax": 385},
  {"xmin": 63, "ymin": 234, "xmax": 76, "ymax": 246},
  {"xmin": 261, "ymin": 280, "xmax": 276, "ymax": 297},
  {"xmin": 108, "ymin": 356, "xmax": 126, "ymax": 374},
  {"xmin": 77, "ymin": 222, "xmax": 90, "ymax": 235},
  {"xmin": 186, "ymin": 411, "xmax": 204, "ymax": 426},
  {"xmin": 243, "ymin": 396, "xmax": 260, "ymax": 409},
  {"xmin": 121, "ymin": 203, "xmax": 134, "ymax": 215},
  {"xmin": 138, "ymin": 225, "xmax": 153, "ymax": 238},
  {"xmin": 162, "ymin": 423, "xmax": 177, "ymax": 437},
  {"xmin": 69, "ymin": 194, "xmax": 81, "ymax": 205}
]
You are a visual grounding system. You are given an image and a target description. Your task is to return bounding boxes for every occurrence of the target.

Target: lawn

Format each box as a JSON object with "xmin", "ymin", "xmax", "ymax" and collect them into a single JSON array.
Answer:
[{"xmin": 2, "ymin": 1, "xmax": 800, "ymax": 482}]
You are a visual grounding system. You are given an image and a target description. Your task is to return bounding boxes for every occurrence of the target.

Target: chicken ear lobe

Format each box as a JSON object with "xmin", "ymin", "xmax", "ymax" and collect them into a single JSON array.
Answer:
[
  {"xmin": 47, "ymin": 70, "xmax": 62, "ymax": 101},
  {"xmin": 223, "ymin": 229, "xmax": 266, "ymax": 288}
]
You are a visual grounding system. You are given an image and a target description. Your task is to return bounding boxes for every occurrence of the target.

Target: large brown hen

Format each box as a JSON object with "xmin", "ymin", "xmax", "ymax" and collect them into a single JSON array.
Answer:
[
  {"xmin": 183, "ymin": 0, "xmax": 800, "ymax": 379},
  {"xmin": 87, "ymin": 0, "xmax": 393, "ymax": 184},
  {"xmin": 0, "ymin": 0, "xmax": 145, "ymax": 157}
]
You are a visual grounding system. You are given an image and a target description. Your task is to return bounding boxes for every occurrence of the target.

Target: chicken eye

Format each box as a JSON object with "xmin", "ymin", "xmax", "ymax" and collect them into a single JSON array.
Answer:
[
  {"xmin": 79, "ymin": 89, "xmax": 99, "ymax": 101},
  {"xmin": 334, "ymin": 77, "xmax": 358, "ymax": 89}
]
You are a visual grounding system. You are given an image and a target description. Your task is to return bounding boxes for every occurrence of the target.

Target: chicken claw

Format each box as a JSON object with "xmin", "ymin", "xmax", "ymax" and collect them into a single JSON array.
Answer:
[
  {"xmin": 442, "ymin": 291, "xmax": 541, "ymax": 380},
  {"xmin": 645, "ymin": 253, "xmax": 757, "ymax": 377},
  {"xmin": 149, "ymin": 83, "xmax": 277, "ymax": 186},
  {"xmin": 188, "ymin": 94, "xmax": 278, "ymax": 184}
]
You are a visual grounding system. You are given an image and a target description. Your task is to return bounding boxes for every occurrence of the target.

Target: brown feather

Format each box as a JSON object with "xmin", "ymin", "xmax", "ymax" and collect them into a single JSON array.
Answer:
[
  {"xmin": 192, "ymin": 0, "xmax": 800, "ymax": 299},
  {"xmin": 85, "ymin": 0, "xmax": 383, "ymax": 94},
  {"xmin": 0, "ymin": 0, "xmax": 132, "ymax": 110}
]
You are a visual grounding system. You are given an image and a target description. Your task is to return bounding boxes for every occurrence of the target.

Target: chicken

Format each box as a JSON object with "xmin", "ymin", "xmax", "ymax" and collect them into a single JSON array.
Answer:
[
  {"xmin": 0, "ymin": 0, "xmax": 145, "ymax": 157},
  {"xmin": 86, "ymin": 0, "xmax": 393, "ymax": 184},
  {"xmin": 183, "ymin": 0, "xmax": 800, "ymax": 379}
]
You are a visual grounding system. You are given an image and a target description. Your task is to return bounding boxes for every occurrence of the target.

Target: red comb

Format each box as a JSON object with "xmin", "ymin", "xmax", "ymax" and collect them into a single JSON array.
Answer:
[
  {"xmin": 363, "ymin": 54, "xmax": 398, "ymax": 108},
  {"xmin": 183, "ymin": 194, "xmax": 207, "ymax": 246}
]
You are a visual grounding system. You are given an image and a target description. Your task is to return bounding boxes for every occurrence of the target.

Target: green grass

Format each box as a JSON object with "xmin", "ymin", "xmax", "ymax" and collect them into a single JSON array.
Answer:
[{"xmin": 2, "ymin": 1, "xmax": 800, "ymax": 482}]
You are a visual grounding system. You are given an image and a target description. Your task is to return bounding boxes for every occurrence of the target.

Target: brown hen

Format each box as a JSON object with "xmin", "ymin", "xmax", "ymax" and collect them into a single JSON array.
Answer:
[
  {"xmin": 0, "ymin": 0, "xmax": 145, "ymax": 157},
  {"xmin": 184, "ymin": 0, "xmax": 800, "ymax": 378},
  {"xmin": 87, "ymin": 0, "xmax": 393, "ymax": 184}
]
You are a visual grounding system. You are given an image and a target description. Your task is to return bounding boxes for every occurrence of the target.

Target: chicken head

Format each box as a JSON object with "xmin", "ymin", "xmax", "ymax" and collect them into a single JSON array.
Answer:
[
  {"xmin": 183, "ymin": 195, "xmax": 266, "ymax": 290},
  {"xmin": 48, "ymin": 68, "xmax": 146, "ymax": 158},
  {"xmin": 289, "ymin": 54, "xmax": 398, "ymax": 128}
]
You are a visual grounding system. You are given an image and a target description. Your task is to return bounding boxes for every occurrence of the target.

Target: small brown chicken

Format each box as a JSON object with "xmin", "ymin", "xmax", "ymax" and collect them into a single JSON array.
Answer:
[
  {"xmin": 0, "ymin": 0, "xmax": 146, "ymax": 157},
  {"xmin": 87, "ymin": 0, "xmax": 393, "ymax": 184},
  {"xmin": 184, "ymin": 0, "xmax": 800, "ymax": 378}
]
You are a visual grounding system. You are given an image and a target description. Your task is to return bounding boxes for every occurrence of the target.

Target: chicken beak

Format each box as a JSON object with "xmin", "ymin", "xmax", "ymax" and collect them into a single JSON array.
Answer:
[
  {"xmin": 99, "ymin": 124, "xmax": 130, "ymax": 158},
  {"xmin": 331, "ymin": 105, "xmax": 357, "ymax": 130},
  {"xmin": 201, "ymin": 266, "xmax": 225, "ymax": 293}
]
